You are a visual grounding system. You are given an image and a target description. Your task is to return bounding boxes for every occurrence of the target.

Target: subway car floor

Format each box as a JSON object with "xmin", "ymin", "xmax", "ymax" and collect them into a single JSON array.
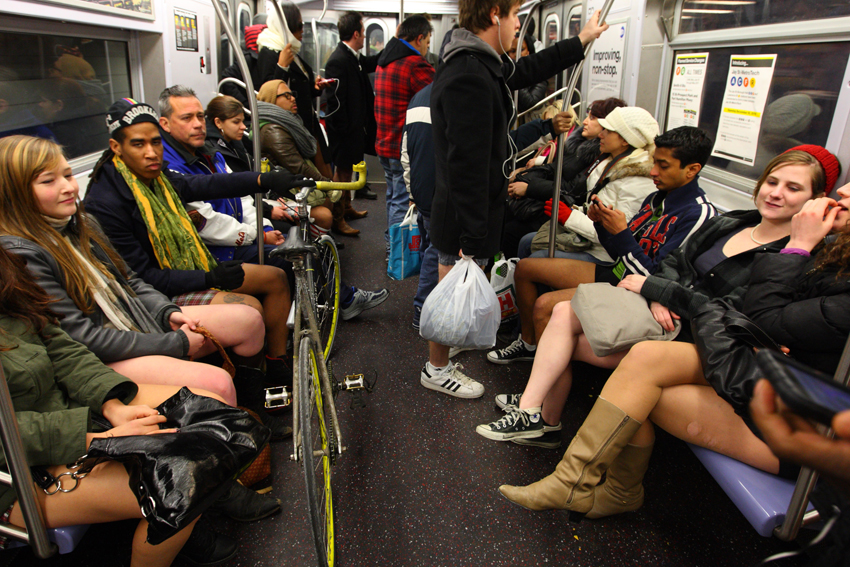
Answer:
[{"xmin": 1, "ymin": 184, "xmax": 809, "ymax": 567}]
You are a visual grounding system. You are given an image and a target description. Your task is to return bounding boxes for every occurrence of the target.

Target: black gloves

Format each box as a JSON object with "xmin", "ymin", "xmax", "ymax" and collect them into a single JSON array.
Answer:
[
  {"xmin": 205, "ymin": 260, "xmax": 245, "ymax": 290},
  {"xmin": 259, "ymin": 170, "xmax": 310, "ymax": 194}
]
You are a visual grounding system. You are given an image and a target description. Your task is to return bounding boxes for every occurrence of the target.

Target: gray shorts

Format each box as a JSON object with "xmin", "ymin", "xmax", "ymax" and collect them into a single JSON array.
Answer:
[{"xmin": 436, "ymin": 250, "xmax": 489, "ymax": 268}]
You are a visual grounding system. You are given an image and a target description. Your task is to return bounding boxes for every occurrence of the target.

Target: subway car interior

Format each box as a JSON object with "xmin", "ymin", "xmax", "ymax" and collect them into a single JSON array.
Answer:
[{"xmin": 1, "ymin": 0, "xmax": 850, "ymax": 565}]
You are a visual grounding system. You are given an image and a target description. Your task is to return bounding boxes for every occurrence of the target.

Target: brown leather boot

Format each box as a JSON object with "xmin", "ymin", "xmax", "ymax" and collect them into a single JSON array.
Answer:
[
  {"xmin": 332, "ymin": 199, "xmax": 360, "ymax": 236},
  {"xmin": 586, "ymin": 441, "xmax": 653, "ymax": 519},
  {"xmin": 342, "ymin": 191, "xmax": 368, "ymax": 220},
  {"xmin": 498, "ymin": 397, "xmax": 642, "ymax": 522}
]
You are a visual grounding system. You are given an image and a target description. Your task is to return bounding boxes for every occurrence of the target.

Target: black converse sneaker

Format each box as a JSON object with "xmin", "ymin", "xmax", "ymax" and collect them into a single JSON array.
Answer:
[
  {"xmin": 486, "ymin": 337, "xmax": 536, "ymax": 364},
  {"xmin": 495, "ymin": 393, "xmax": 522, "ymax": 411},
  {"xmin": 513, "ymin": 430, "xmax": 562, "ymax": 449},
  {"xmin": 475, "ymin": 407, "xmax": 545, "ymax": 441}
]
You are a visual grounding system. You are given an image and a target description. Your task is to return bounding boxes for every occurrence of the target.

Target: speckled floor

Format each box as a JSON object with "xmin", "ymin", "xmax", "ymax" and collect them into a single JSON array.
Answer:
[{"xmin": 1, "ymin": 185, "xmax": 808, "ymax": 567}]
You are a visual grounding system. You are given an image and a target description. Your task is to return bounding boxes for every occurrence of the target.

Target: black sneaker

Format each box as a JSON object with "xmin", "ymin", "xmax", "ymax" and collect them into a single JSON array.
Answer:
[
  {"xmin": 486, "ymin": 337, "xmax": 536, "ymax": 365},
  {"xmin": 475, "ymin": 407, "xmax": 545, "ymax": 441},
  {"xmin": 512, "ymin": 430, "xmax": 562, "ymax": 449},
  {"xmin": 177, "ymin": 525, "xmax": 238, "ymax": 566},
  {"xmin": 210, "ymin": 480, "xmax": 281, "ymax": 522},
  {"xmin": 495, "ymin": 393, "xmax": 522, "ymax": 411}
]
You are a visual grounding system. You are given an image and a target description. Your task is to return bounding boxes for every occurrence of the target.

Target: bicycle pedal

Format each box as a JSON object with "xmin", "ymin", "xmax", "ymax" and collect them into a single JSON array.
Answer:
[
  {"xmin": 342, "ymin": 373, "xmax": 366, "ymax": 391},
  {"xmin": 264, "ymin": 386, "xmax": 292, "ymax": 409}
]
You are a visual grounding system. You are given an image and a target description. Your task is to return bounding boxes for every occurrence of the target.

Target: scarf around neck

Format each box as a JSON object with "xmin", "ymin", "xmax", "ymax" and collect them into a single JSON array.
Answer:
[
  {"xmin": 257, "ymin": 101, "xmax": 317, "ymax": 158},
  {"xmin": 112, "ymin": 155, "xmax": 217, "ymax": 272}
]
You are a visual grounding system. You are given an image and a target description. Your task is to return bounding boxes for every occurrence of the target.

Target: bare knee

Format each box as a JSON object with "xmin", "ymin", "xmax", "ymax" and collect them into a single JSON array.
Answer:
[
  {"xmin": 313, "ymin": 206, "xmax": 332, "ymax": 229},
  {"xmin": 198, "ymin": 368, "xmax": 237, "ymax": 406}
]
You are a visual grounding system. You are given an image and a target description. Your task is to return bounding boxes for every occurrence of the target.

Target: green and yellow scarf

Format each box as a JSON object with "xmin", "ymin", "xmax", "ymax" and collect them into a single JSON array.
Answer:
[{"xmin": 113, "ymin": 155, "xmax": 218, "ymax": 271}]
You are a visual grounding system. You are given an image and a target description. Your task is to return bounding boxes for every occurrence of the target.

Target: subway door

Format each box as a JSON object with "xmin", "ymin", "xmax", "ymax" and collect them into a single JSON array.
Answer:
[{"xmin": 163, "ymin": 0, "xmax": 220, "ymax": 106}]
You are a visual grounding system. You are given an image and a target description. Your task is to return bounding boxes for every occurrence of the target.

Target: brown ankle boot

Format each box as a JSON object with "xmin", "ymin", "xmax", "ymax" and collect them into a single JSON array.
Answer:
[
  {"xmin": 498, "ymin": 397, "xmax": 642, "ymax": 522},
  {"xmin": 332, "ymin": 199, "xmax": 360, "ymax": 236},
  {"xmin": 342, "ymin": 191, "xmax": 368, "ymax": 220},
  {"xmin": 586, "ymin": 441, "xmax": 653, "ymax": 519}
]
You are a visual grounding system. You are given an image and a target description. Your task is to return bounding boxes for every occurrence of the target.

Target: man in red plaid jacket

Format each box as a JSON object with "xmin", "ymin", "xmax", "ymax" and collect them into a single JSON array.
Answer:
[{"xmin": 375, "ymin": 14, "xmax": 435, "ymax": 255}]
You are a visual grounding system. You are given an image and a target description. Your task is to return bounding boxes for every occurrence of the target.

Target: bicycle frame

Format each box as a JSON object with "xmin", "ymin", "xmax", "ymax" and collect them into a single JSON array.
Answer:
[{"xmin": 291, "ymin": 261, "xmax": 343, "ymax": 462}]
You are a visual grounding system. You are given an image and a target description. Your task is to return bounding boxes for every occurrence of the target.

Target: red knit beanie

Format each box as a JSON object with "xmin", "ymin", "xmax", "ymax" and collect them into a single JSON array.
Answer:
[{"xmin": 785, "ymin": 144, "xmax": 841, "ymax": 194}]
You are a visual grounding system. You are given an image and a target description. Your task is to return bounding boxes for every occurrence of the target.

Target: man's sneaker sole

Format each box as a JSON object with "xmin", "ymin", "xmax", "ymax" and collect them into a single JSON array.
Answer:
[
  {"xmin": 475, "ymin": 424, "xmax": 544, "ymax": 442},
  {"xmin": 512, "ymin": 431, "xmax": 561, "ymax": 449}
]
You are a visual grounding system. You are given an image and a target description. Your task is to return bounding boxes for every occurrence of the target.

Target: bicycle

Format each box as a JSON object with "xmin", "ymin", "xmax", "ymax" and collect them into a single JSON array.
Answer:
[{"xmin": 266, "ymin": 162, "xmax": 375, "ymax": 567}]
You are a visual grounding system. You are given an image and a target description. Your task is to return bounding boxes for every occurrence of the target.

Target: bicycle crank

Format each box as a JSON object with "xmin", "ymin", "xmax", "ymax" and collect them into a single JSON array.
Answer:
[{"xmin": 337, "ymin": 370, "xmax": 378, "ymax": 409}]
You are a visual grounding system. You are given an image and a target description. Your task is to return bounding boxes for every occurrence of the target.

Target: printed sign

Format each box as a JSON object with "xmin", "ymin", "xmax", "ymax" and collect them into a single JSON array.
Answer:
[
  {"xmin": 174, "ymin": 9, "xmax": 199, "ymax": 53},
  {"xmin": 711, "ymin": 54, "xmax": 778, "ymax": 166},
  {"xmin": 587, "ymin": 21, "xmax": 627, "ymax": 102},
  {"xmin": 667, "ymin": 53, "xmax": 709, "ymax": 129}
]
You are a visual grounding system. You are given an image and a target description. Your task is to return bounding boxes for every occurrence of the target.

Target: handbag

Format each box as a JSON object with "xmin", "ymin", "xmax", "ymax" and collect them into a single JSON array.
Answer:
[
  {"xmin": 691, "ymin": 298, "xmax": 782, "ymax": 417},
  {"xmin": 491, "ymin": 256, "xmax": 519, "ymax": 322},
  {"xmin": 86, "ymin": 387, "xmax": 270, "ymax": 545},
  {"xmin": 530, "ymin": 220, "xmax": 594, "ymax": 253},
  {"xmin": 387, "ymin": 205, "xmax": 422, "ymax": 280},
  {"xmin": 571, "ymin": 283, "xmax": 681, "ymax": 357}
]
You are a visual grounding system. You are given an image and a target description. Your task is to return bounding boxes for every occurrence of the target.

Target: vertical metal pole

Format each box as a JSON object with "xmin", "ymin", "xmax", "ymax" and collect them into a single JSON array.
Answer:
[
  {"xmin": 509, "ymin": 1, "xmax": 543, "ymax": 173},
  {"xmin": 210, "ymin": 0, "xmax": 265, "ymax": 264},
  {"xmin": 547, "ymin": 0, "xmax": 614, "ymax": 259},
  {"xmin": 0, "ymin": 365, "xmax": 56, "ymax": 559},
  {"xmin": 400, "ymin": 0, "xmax": 405, "ymax": 24}
]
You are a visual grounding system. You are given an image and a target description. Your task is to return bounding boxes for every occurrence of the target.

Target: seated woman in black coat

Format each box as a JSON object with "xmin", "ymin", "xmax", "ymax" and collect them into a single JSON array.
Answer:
[{"xmin": 497, "ymin": 179, "xmax": 850, "ymax": 521}]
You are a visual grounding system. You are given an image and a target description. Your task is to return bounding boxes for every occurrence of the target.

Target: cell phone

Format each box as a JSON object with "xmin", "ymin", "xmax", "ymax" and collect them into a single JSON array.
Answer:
[{"xmin": 756, "ymin": 349, "xmax": 850, "ymax": 426}]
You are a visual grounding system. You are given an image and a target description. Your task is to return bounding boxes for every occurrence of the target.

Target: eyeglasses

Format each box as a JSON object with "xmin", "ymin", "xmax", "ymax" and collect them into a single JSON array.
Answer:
[{"xmin": 276, "ymin": 92, "xmax": 297, "ymax": 101}]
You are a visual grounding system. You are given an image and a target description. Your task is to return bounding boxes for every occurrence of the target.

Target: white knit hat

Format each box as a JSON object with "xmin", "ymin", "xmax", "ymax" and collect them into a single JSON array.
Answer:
[{"xmin": 597, "ymin": 107, "xmax": 659, "ymax": 150}]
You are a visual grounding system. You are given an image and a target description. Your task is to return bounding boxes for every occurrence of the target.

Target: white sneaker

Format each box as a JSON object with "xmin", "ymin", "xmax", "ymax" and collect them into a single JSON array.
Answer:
[
  {"xmin": 420, "ymin": 362, "xmax": 484, "ymax": 399},
  {"xmin": 448, "ymin": 345, "xmax": 475, "ymax": 358}
]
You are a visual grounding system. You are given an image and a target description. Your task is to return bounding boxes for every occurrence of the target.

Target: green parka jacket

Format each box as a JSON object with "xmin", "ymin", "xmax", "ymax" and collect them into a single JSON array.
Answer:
[{"xmin": 0, "ymin": 316, "xmax": 137, "ymax": 511}]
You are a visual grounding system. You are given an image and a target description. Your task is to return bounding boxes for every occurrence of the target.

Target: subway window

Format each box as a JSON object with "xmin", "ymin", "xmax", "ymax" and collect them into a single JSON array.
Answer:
[
  {"xmin": 366, "ymin": 23, "xmax": 385, "ymax": 56},
  {"xmin": 0, "ymin": 31, "xmax": 131, "ymax": 160},
  {"xmin": 679, "ymin": 0, "xmax": 850, "ymax": 34},
  {"xmin": 668, "ymin": 42, "xmax": 850, "ymax": 183}
]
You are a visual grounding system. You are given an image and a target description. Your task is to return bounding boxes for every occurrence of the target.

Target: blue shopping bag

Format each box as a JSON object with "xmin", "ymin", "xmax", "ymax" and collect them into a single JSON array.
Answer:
[{"xmin": 387, "ymin": 205, "xmax": 422, "ymax": 280}]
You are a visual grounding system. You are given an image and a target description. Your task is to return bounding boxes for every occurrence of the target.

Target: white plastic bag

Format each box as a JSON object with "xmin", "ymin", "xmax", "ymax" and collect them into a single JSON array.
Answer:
[
  {"xmin": 490, "ymin": 256, "xmax": 519, "ymax": 322},
  {"xmin": 419, "ymin": 256, "xmax": 501, "ymax": 349}
]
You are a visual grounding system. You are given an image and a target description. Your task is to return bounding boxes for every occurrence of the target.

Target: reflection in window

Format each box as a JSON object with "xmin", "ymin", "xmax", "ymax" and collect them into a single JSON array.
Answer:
[
  {"xmin": 543, "ymin": 16, "xmax": 560, "ymax": 97},
  {"xmin": 0, "ymin": 31, "xmax": 131, "ymax": 159},
  {"xmin": 239, "ymin": 6, "xmax": 252, "ymax": 48},
  {"xmin": 679, "ymin": 0, "xmax": 850, "ymax": 33},
  {"xmin": 669, "ymin": 43, "xmax": 850, "ymax": 182},
  {"xmin": 366, "ymin": 24, "xmax": 385, "ymax": 57},
  {"xmin": 302, "ymin": 23, "xmax": 340, "ymax": 75}
]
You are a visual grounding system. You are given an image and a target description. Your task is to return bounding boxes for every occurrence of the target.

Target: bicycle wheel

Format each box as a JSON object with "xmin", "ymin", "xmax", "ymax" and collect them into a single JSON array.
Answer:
[
  {"xmin": 298, "ymin": 337, "xmax": 335, "ymax": 567},
  {"xmin": 310, "ymin": 236, "xmax": 341, "ymax": 360}
]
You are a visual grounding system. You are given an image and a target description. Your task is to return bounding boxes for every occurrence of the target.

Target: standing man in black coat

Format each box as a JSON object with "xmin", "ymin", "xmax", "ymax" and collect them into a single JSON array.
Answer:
[
  {"xmin": 323, "ymin": 11, "xmax": 380, "ymax": 222},
  {"xmin": 418, "ymin": 1, "xmax": 608, "ymax": 399}
]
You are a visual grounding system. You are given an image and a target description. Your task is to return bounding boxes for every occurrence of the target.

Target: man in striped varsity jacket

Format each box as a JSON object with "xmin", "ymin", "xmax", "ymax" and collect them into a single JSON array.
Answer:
[{"xmin": 593, "ymin": 126, "xmax": 718, "ymax": 282}]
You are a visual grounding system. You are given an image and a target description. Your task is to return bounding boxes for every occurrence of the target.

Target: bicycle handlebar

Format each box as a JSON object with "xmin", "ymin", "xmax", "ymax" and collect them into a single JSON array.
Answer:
[{"xmin": 314, "ymin": 161, "xmax": 367, "ymax": 191}]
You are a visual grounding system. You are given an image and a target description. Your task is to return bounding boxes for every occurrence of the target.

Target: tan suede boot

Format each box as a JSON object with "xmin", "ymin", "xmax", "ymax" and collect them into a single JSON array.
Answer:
[
  {"xmin": 332, "ymin": 198, "xmax": 360, "ymax": 236},
  {"xmin": 499, "ymin": 397, "xmax": 641, "ymax": 522},
  {"xmin": 586, "ymin": 441, "xmax": 653, "ymax": 519}
]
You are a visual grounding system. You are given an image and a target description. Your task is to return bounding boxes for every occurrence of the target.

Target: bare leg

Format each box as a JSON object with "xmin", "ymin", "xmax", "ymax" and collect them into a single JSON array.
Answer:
[
  {"xmin": 108, "ymin": 357, "xmax": 236, "ymax": 406},
  {"xmin": 514, "ymin": 258, "xmax": 596, "ymax": 345},
  {"xmin": 428, "ymin": 263, "xmax": 454, "ymax": 368},
  {"xmin": 538, "ymin": 335, "xmax": 628, "ymax": 425},
  {"xmin": 234, "ymin": 264, "xmax": 291, "ymax": 358},
  {"xmin": 180, "ymin": 304, "xmax": 265, "ymax": 358},
  {"xmin": 532, "ymin": 288, "xmax": 578, "ymax": 344},
  {"xmin": 128, "ymin": 383, "xmax": 227, "ymax": 406},
  {"xmin": 209, "ymin": 291, "xmax": 263, "ymax": 314},
  {"xmin": 650, "ymin": 384, "xmax": 780, "ymax": 473},
  {"xmin": 311, "ymin": 205, "xmax": 333, "ymax": 230}
]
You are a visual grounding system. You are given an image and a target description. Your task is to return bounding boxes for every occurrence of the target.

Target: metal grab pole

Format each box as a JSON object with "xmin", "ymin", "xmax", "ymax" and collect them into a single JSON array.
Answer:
[
  {"xmin": 547, "ymin": 0, "xmax": 614, "ymax": 259},
  {"xmin": 0, "ymin": 365, "xmax": 56, "ymax": 558},
  {"xmin": 509, "ymin": 0, "xmax": 543, "ymax": 173},
  {"xmin": 519, "ymin": 85, "xmax": 580, "ymax": 118},
  {"xmin": 210, "ymin": 0, "xmax": 265, "ymax": 264}
]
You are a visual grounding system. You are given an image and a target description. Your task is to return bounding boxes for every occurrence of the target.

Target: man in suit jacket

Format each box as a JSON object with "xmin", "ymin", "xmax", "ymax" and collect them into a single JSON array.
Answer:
[{"xmin": 323, "ymin": 12, "xmax": 380, "ymax": 185}]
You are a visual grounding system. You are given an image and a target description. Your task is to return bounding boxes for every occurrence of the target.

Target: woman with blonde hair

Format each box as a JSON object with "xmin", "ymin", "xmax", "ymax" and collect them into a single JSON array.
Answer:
[{"xmin": 0, "ymin": 135, "xmax": 264, "ymax": 406}]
